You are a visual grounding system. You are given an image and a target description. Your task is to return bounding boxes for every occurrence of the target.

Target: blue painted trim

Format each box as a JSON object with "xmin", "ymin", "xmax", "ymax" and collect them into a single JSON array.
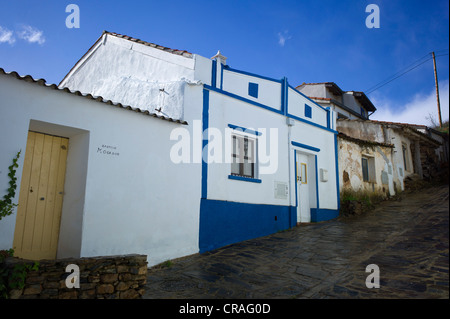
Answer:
[
  {"xmin": 287, "ymin": 84, "xmax": 329, "ymax": 112},
  {"xmin": 280, "ymin": 77, "xmax": 286, "ymax": 115},
  {"xmin": 284, "ymin": 78, "xmax": 289, "ymax": 116},
  {"xmin": 334, "ymin": 134, "xmax": 340, "ymax": 211},
  {"xmin": 228, "ymin": 124, "xmax": 262, "ymax": 136},
  {"xmin": 199, "ymin": 199, "xmax": 292, "ymax": 253},
  {"xmin": 211, "ymin": 60, "xmax": 217, "ymax": 88},
  {"xmin": 204, "ymin": 85, "xmax": 283, "ymax": 115},
  {"xmin": 291, "ymin": 141, "xmax": 320, "ymax": 153},
  {"xmin": 315, "ymin": 155, "xmax": 320, "ymax": 210},
  {"xmin": 201, "ymin": 89, "xmax": 210, "ymax": 199},
  {"xmin": 310, "ymin": 208, "xmax": 339, "ymax": 222},
  {"xmin": 224, "ymin": 66, "xmax": 282, "ymax": 83},
  {"xmin": 228, "ymin": 175, "xmax": 262, "ymax": 183},
  {"xmin": 248, "ymin": 82, "xmax": 259, "ymax": 98},
  {"xmin": 203, "ymin": 86, "xmax": 338, "ymax": 135},
  {"xmin": 305, "ymin": 104, "xmax": 312, "ymax": 118},
  {"xmin": 220, "ymin": 63, "xmax": 224, "ymax": 90},
  {"xmin": 287, "ymin": 113, "xmax": 338, "ymax": 134},
  {"xmin": 294, "ymin": 150, "xmax": 298, "ymax": 208},
  {"xmin": 326, "ymin": 107, "xmax": 331, "ymax": 129}
]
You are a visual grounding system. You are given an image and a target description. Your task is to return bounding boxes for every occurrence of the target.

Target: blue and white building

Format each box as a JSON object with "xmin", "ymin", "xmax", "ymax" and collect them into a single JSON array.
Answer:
[{"xmin": 1, "ymin": 31, "xmax": 340, "ymax": 265}]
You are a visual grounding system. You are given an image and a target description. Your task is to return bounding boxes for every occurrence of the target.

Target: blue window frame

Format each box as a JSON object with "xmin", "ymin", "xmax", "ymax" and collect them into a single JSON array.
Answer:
[
  {"xmin": 360, "ymin": 107, "xmax": 366, "ymax": 118},
  {"xmin": 248, "ymin": 82, "xmax": 259, "ymax": 98},
  {"xmin": 305, "ymin": 104, "xmax": 312, "ymax": 118}
]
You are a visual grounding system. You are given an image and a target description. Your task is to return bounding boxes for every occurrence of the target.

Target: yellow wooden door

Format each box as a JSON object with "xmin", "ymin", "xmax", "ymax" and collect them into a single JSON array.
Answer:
[{"xmin": 13, "ymin": 131, "xmax": 69, "ymax": 260}]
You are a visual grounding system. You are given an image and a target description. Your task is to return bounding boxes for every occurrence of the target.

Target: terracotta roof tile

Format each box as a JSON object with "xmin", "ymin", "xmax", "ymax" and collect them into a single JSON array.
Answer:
[{"xmin": 105, "ymin": 31, "xmax": 193, "ymax": 58}]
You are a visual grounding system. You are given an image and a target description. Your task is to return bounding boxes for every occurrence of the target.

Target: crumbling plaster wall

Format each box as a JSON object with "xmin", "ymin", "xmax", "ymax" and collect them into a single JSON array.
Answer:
[{"xmin": 338, "ymin": 137, "xmax": 395, "ymax": 197}]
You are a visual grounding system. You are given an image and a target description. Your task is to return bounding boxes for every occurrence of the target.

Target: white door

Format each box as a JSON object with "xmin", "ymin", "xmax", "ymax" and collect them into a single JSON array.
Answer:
[{"xmin": 297, "ymin": 153, "xmax": 311, "ymax": 223}]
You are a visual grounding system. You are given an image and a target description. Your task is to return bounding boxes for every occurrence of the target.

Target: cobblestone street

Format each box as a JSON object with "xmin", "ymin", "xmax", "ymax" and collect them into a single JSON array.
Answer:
[{"xmin": 143, "ymin": 185, "xmax": 449, "ymax": 299}]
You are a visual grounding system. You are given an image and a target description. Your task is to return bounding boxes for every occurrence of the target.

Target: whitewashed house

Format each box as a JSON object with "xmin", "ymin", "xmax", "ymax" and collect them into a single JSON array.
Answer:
[
  {"xmin": 296, "ymin": 82, "xmax": 376, "ymax": 120},
  {"xmin": 0, "ymin": 31, "xmax": 339, "ymax": 265}
]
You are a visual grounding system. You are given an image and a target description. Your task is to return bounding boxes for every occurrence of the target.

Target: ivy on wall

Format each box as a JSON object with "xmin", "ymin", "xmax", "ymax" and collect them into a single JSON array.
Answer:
[{"xmin": 0, "ymin": 150, "xmax": 21, "ymax": 221}]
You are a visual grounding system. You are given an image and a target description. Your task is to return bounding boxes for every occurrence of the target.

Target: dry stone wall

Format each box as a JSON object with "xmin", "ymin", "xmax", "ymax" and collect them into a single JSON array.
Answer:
[{"xmin": 4, "ymin": 254, "xmax": 147, "ymax": 299}]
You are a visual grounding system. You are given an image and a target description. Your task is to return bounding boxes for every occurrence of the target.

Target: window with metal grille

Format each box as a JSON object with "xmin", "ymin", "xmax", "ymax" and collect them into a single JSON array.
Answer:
[{"xmin": 231, "ymin": 134, "xmax": 256, "ymax": 178}]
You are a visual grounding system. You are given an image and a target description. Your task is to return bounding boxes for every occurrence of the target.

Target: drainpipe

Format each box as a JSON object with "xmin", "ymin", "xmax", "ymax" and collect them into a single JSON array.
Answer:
[
  {"xmin": 283, "ymin": 77, "xmax": 295, "ymax": 228},
  {"xmin": 287, "ymin": 118, "xmax": 294, "ymax": 228}
]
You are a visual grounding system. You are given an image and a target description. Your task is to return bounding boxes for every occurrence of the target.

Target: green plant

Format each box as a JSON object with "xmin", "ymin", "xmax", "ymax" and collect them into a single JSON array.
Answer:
[
  {"xmin": 0, "ymin": 249, "xmax": 14, "ymax": 298},
  {"xmin": 0, "ymin": 249, "xmax": 39, "ymax": 299},
  {"xmin": 9, "ymin": 262, "xmax": 39, "ymax": 290},
  {"xmin": 0, "ymin": 150, "xmax": 21, "ymax": 221}
]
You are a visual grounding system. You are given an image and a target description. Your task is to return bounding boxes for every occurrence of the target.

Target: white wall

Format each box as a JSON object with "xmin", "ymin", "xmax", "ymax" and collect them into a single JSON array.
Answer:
[
  {"xmin": 60, "ymin": 34, "xmax": 197, "ymax": 121},
  {"xmin": 0, "ymin": 74, "xmax": 202, "ymax": 266},
  {"xmin": 290, "ymin": 122, "xmax": 338, "ymax": 210},
  {"xmin": 297, "ymin": 84, "xmax": 325, "ymax": 98},
  {"xmin": 342, "ymin": 93, "xmax": 364, "ymax": 115},
  {"xmin": 209, "ymin": 68, "xmax": 338, "ymax": 211},
  {"xmin": 206, "ymin": 91, "xmax": 290, "ymax": 206},
  {"xmin": 288, "ymin": 87, "xmax": 328, "ymax": 127},
  {"xmin": 221, "ymin": 69, "xmax": 282, "ymax": 112}
]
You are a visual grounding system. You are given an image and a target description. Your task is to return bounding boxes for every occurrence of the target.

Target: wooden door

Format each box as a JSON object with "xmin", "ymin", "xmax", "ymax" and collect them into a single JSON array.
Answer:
[{"xmin": 13, "ymin": 131, "xmax": 69, "ymax": 260}]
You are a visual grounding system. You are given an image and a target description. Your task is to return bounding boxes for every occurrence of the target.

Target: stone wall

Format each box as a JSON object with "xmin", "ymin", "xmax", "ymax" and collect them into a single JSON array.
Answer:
[{"xmin": 4, "ymin": 254, "xmax": 147, "ymax": 299}]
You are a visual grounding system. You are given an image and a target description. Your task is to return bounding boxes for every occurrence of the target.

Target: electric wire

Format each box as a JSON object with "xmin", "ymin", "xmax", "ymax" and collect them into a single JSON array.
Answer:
[{"xmin": 365, "ymin": 52, "xmax": 435, "ymax": 94}]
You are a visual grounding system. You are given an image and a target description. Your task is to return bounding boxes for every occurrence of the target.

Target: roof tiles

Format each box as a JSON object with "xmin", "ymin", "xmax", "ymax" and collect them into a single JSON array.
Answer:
[{"xmin": 0, "ymin": 67, "xmax": 188, "ymax": 125}]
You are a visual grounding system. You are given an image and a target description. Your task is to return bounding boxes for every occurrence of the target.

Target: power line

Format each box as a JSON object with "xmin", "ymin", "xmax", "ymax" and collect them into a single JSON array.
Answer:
[
  {"xmin": 365, "ymin": 53, "xmax": 433, "ymax": 94},
  {"xmin": 366, "ymin": 57, "xmax": 433, "ymax": 94}
]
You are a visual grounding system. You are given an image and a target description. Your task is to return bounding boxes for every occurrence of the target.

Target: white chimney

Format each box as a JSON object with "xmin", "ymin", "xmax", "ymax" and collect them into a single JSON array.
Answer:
[{"xmin": 211, "ymin": 50, "xmax": 227, "ymax": 66}]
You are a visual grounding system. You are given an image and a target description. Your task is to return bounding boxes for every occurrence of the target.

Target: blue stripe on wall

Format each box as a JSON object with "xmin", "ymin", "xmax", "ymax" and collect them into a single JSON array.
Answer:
[
  {"xmin": 310, "ymin": 208, "xmax": 339, "ymax": 222},
  {"xmin": 211, "ymin": 60, "xmax": 217, "ymax": 88},
  {"xmin": 199, "ymin": 199, "xmax": 296, "ymax": 253},
  {"xmin": 334, "ymin": 133, "xmax": 341, "ymax": 211},
  {"xmin": 201, "ymin": 89, "xmax": 209, "ymax": 199}
]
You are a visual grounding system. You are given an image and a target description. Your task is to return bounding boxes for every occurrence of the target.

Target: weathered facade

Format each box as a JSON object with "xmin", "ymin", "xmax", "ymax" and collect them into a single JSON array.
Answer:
[
  {"xmin": 337, "ymin": 119, "xmax": 442, "ymax": 194},
  {"xmin": 337, "ymin": 132, "xmax": 395, "ymax": 197},
  {"xmin": 296, "ymin": 81, "xmax": 445, "ymax": 197}
]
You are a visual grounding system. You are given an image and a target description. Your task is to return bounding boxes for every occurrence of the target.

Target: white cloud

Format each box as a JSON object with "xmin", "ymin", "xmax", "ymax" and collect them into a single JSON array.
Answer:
[
  {"xmin": 370, "ymin": 80, "xmax": 449, "ymax": 126},
  {"xmin": 277, "ymin": 30, "xmax": 292, "ymax": 47},
  {"xmin": 17, "ymin": 25, "xmax": 45, "ymax": 45},
  {"xmin": 0, "ymin": 26, "xmax": 15, "ymax": 45}
]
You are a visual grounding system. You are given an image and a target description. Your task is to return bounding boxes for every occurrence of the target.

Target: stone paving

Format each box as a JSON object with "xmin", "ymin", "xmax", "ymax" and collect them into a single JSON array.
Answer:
[{"xmin": 143, "ymin": 184, "xmax": 449, "ymax": 299}]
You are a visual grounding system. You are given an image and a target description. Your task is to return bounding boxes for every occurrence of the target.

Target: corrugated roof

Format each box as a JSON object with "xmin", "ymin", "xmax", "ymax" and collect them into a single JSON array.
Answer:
[{"xmin": 0, "ymin": 67, "xmax": 188, "ymax": 125}]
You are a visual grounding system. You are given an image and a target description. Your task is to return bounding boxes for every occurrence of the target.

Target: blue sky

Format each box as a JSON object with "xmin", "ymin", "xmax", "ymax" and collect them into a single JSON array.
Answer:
[{"xmin": 1, "ymin": 0, "xmax": 448, "ymax": 125}]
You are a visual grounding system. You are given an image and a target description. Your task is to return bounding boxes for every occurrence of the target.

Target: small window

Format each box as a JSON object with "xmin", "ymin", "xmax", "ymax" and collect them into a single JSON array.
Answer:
[
  {"xmin": 362, "ymin": 157, "xmax": 369, "ymax": 182},
  {"xmin": 305, "ymin": 104, "xmax": 312, "ymax": 118},
  {"xmin": 248, "ymin": 82, "xmax": 258, "ymax": 98},
  {"xmin": 360, "ymin": 107, "xmax": 366, "ymax": 118},
  {"xmin": 231, "ymin": 134, "xmax": 256, "ymax": 179},
  {"xmin": 301, "ymin": 163, "xmax": 307, "ymax": 184},
  {"xmin": 362, "ymin": 156, "xmax": 376, "ymax": 183}
]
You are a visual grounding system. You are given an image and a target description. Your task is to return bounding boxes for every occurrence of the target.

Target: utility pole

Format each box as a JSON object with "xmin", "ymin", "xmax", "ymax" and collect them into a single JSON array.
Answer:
[{"xmin": 431, "ymin": 51, "xmax": 443, "ymax": 128}]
